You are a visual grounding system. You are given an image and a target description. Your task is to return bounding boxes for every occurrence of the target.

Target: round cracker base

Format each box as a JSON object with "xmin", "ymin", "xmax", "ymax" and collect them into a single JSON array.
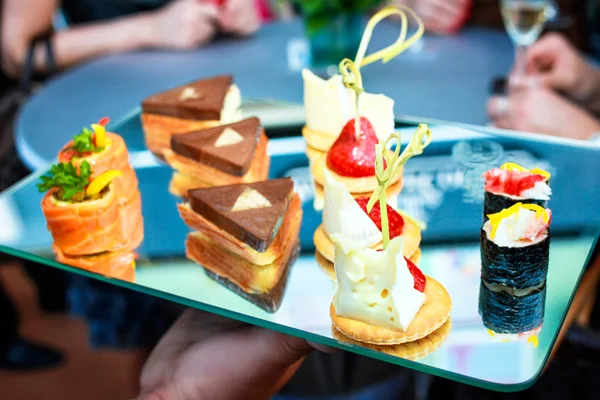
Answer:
[
  {"xmin": 313, "ymin": 216, "xmax": 421, "ymax": 264},
  {"xmin": 332, "ymin": 318, "xmax": 452, "ymax": 361},
  {"xmin": 316, "ymin": 248, "xmax": 422, "ymax": 282},
  {"xmin": 330, "ymin": 277, "xmax": 452, "ymax": 345}
]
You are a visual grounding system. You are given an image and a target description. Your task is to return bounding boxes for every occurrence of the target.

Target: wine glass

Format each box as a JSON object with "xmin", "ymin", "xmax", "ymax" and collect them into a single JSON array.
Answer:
[{"xmin": 500, "ymin": 0, "xmax": 558, "ymax": 86}]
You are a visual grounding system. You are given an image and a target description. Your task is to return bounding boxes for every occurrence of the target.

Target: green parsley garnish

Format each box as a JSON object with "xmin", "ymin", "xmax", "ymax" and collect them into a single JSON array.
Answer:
[
  {"xmin": 72, "ymin": 127, "xmax": 103, "ymax": 153},
  {"xmin": 37, "ymin": 161, "xmax": 92, "ymax": 201}
]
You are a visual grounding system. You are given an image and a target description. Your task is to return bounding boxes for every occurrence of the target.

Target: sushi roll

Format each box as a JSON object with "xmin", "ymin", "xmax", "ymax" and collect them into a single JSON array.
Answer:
[
  {"xmin": 479, "ymin": 279, "xmax": 546, "ymax": 340},
  {"xmin": 483, "ymin": 163, "xmax": 551, "ymax": 220},
  {"xmin": 480, "ymin": 203, "xmax": 552, "ymax": 289}
]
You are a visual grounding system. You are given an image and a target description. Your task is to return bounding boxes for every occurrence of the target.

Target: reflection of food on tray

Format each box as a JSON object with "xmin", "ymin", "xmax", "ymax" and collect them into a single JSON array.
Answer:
[
  {"xmin": 481, "ymin": 203, "xmax": 551, "ymax": 289},
  {"xmin": 301, "ymin": 69, "xmax": 394, "ymax": 158},
  {"xmin": 330, "ymin": 235, "xmax": 452, "ymax": 360},
  {"xmin": 162, "ymin": 117, "xmax": 270, "ymax": 197},
  {"xmin": 479, "ymin": 280, "xmax": 546, "ymax": 347},
  {"xmin": 53, "ymin": 245, "xmax": 136, "ymax": 283},
  {"xmin": 141, "ymin": 75, "xmax": 242, "ymax": 155},
  {"xmin": 38, "ymin": 161, "xmax": 139, "ymax": 276},
  {"xmin": 178, "ymin": 179, "xmax": 302, "ymax": 313},
  {"xmin": 311, "ymin": 118, "xmax": 403, "ymax": 211},
  {"xmin": 314, "ymin": 170, "xmax": 421, "ymax": 281},
  {"xmin": 483, "ymin": 163, "xmax": 551, "ymax": 219}
]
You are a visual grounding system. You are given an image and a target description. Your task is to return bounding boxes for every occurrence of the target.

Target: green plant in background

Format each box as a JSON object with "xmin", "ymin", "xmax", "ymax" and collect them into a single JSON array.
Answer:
[{"xmin": 291, "ymin": 0, "xmax": 386, "ymax": 35}]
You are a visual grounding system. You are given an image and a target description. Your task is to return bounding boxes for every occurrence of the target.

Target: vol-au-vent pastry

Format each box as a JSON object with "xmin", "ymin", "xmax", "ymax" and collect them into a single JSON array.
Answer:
[
  {"xmin": 141, "ymin": 75, "xmax": 242, "ymax": 155},
  {"xmin": 178, "ymin": 178, "xmax": 302, "ymax": 313},
  {"xmin": 302, "ymin": 69, "xmax": 395, "ymax": 156},
  {"xmin": 483, "ymin": 162, "xmax": 551, "ymax": 219},
  {"xmin": 162, "ymin": 117, "xmax": 270, "ymax": 197},
  {"xmin": 314, "ymin": 170, "xmax": 420, "ymax": 280},
  {"xmin": 311, "ymin": 117, "xmax": 403, "ymax": 210},
  {"xmin": 329, "ymin": 234, "xmax": 452, "ymax": 359}
]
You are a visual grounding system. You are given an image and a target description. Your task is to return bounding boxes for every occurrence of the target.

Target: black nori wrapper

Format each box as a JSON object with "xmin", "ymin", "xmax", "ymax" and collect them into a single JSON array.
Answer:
[
  {"xmin": 480, "ymin": 228, "xmax": 550, "ymax": 289},
  {"xmin": 479, "ymin": 279, "xmax": 546, "ymax": 334},
  {"xmin": 483, "ymin": 191, "xmax": 548, "ymax": 221}
]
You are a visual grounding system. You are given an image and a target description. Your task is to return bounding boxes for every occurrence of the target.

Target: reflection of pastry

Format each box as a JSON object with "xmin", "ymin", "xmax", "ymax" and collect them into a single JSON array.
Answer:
[
  {"xmin": 53, "ymin": 245, "xmax": 136, "ymax": 283},
  {"xmin": 162, "ymin": 117, "xmax": 270, "ymax": 197},
  {"xmin": 301, "ymin": 69, "xmax": 395, "ymax": 153},
  {"xmin": 314, "ymin": 170, "xmax": 420, "ymax": 280},
  {"xmin": 481, "ymin": 203, "xmax": 551, "ymax": 289},
  {"xmin": 57, "ymin": 118, "xmax": 143, "ymax": 252},
  {"xmin": 483, "ymin": 163, "xmax": 551, "ymax": 219},
  {"xmin": 38, "ymin": 161, "xmax": 140, "ymax": 274},
  {"xmin": 311, "ymin": 118, "xmax": 403, "ymax": 210},
  {"xmin": 478, "ymin": 280, "xmax": 545, "ymax": 347},
  {"xmin": 178, "ymin": 179, "xmax": 302, "ymax": 313},
  {"xmin": 329, "ymin": 235, "xmax": 451, "ymax": 359},
  {"xmin": 141, "ymin": 75, "xmax": 242, "ymax": 155}
]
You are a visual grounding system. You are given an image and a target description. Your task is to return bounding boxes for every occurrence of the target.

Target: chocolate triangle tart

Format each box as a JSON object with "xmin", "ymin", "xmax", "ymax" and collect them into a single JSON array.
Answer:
[
  {"xmin": 142, "ymin": 75, "xmax": 232, "ymax": 120},
  {"xmin": 171, "ymin": 117, "xmax": 262, "ymax": 176},
  {"xmin": 188, "ymin": 178, "xmax": 294, "ymax": 252}
]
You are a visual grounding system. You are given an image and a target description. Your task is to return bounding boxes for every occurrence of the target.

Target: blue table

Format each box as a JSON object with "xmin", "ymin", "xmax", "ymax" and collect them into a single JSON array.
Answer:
[{"xmin": 16, "ymin": 20, "xmax": 514, "ymax": 170}]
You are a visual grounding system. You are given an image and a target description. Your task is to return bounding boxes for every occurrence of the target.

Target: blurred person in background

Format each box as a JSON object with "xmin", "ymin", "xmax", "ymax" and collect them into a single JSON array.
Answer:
[
  {"xmin": 391, "ymin": 0, "xmax": 589, "ymax": 50},
  {"xmin": 487, "ymin": 33, "xmax": 600, "ymax": 140}
]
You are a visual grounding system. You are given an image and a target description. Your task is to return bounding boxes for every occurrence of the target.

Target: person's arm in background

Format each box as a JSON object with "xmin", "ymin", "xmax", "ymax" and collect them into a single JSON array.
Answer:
[
  {"xmin": 391, "ymin": 0, "xmax": 472, "ymax": 34},
  {"xmin": 1, "ymin": 0, "xmax": 222, "ymax": 78},
  {"xmin": 519, "ymin": 33, "xmax": 600, "ymax": 115}
]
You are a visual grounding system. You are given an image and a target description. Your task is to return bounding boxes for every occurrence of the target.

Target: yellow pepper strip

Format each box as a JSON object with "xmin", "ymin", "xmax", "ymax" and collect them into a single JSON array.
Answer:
[
  {"xmin": 85, "ymin": 170, "xmax": 122, "ymax": 197},
  {"xmin": 366, "ymin": 124, "xmax": 432, "ymax": 248},
  {"xmin": 487, "ymin": 329, "xmax": 495, "ymax": 337},
  {"xmin": 488, "ymin": 203, "xmax": 549, "ymax": 239},
  {"xmin": 91, "ymin": 123, "xmax": 107, "ymax": 148},
  {"xmin": 499, "ymin": 162, "xmax": 551, "ymax": 180},
  {"xmin": 528, "ymin": 335, "xmax": 539, "ymax": 348}
]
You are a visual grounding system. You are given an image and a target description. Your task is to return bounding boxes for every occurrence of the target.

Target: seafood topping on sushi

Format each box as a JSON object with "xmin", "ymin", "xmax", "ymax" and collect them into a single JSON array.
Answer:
[
  {"xmin": 483, "ymin": 163, "xmax": 551, "ymax": 201},
  {"xmin": 485, "ymin": 203, "xmax": 552, "ymax": 247}
]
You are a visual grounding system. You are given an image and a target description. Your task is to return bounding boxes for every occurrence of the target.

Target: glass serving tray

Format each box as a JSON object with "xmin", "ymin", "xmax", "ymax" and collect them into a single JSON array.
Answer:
[{"xmin": 1, "ymin": 113, "xmax": 599, "ymax": 392}]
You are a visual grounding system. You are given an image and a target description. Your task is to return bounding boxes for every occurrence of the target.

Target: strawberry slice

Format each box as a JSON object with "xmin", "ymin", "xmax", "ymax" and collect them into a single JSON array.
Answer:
[
  {"xmin": 326, "ymin": 117, "xmax": 383, "ymax": 177},
  {"xmin": 405, "ymin": 257, "xmax": 426, "ymax": 292},
  {"xmin": 355, "ymin": 197, "xmax": 404, "ymax": 239}
]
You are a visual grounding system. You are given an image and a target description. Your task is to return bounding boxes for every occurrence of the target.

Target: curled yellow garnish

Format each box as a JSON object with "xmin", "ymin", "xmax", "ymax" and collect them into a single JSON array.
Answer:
[
  {"xmin": 499, "ymin": 162, "xmax": 550, "ymax": 180},
  {"xmin": 488, "ymin": 203, "xmax": 549, "ymax": 239},
  {"xmin": 85, "ymin": 170, "xmax": 122, "ymax": 197},
  {"xmin": 91, "ymin": 123, "xmax": 107, "ymax": 148},
  {"xmin": 366, "ymin": 124, "xmax": 432, "ymax": 248},
  {"xmin": 487, "ymin": 329, "xmax": 495, "ymax": 337},
  {"xmin": 528, "ymin": 335, "xmax": 539, "ymax": 348},
  {"xmin": 339, "ymin": 5, "xmax": 424, "ymax": 137}
]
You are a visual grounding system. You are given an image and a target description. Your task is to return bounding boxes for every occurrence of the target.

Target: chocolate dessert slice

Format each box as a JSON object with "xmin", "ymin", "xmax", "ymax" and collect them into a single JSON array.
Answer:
[
  {"xmin": 171, "ymin": 117, "xmax": 262, "ymax": 176},
  {"xmin": 142, "ymin": 75, "xmax": 234, "ymax": 120},
  {"xmin": 188, "ymin": 179, "xmax": 294, "ymax": 252}
]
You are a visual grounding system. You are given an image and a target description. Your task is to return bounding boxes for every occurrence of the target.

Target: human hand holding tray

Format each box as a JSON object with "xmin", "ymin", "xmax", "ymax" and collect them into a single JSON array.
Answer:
[{"xmin": 2, "ymin": 6, "xmax": 600, "ymax": 393}]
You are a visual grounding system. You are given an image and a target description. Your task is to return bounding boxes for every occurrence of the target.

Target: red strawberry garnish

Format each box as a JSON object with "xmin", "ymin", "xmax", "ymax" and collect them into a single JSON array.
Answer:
[
  {"xmin": 405, "ymin": 257, "xmax": 426, "ymax": 292},
  {"xmin": 326, "ymin": 117, "xmax": 383, "ymax": 177},
  {"xmin": 355, "ymin": 197, "xmax": 404, "ymax": 239}
]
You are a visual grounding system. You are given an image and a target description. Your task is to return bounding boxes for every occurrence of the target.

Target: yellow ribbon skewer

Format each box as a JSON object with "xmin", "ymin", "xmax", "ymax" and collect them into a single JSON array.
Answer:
[
  {"xmin": 339, "ymin": 5, "xmax": 424, "ymax": 138},
  {"xmin": 366, "ymin": 124, "xmax": 432, "ymax": 248}
]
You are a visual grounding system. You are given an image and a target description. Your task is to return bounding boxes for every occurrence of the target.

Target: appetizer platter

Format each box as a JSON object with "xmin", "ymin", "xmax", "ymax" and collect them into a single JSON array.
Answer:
[{"xmin": 1, "ymin": 4, "xmax": 600, "ymax": 393}]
